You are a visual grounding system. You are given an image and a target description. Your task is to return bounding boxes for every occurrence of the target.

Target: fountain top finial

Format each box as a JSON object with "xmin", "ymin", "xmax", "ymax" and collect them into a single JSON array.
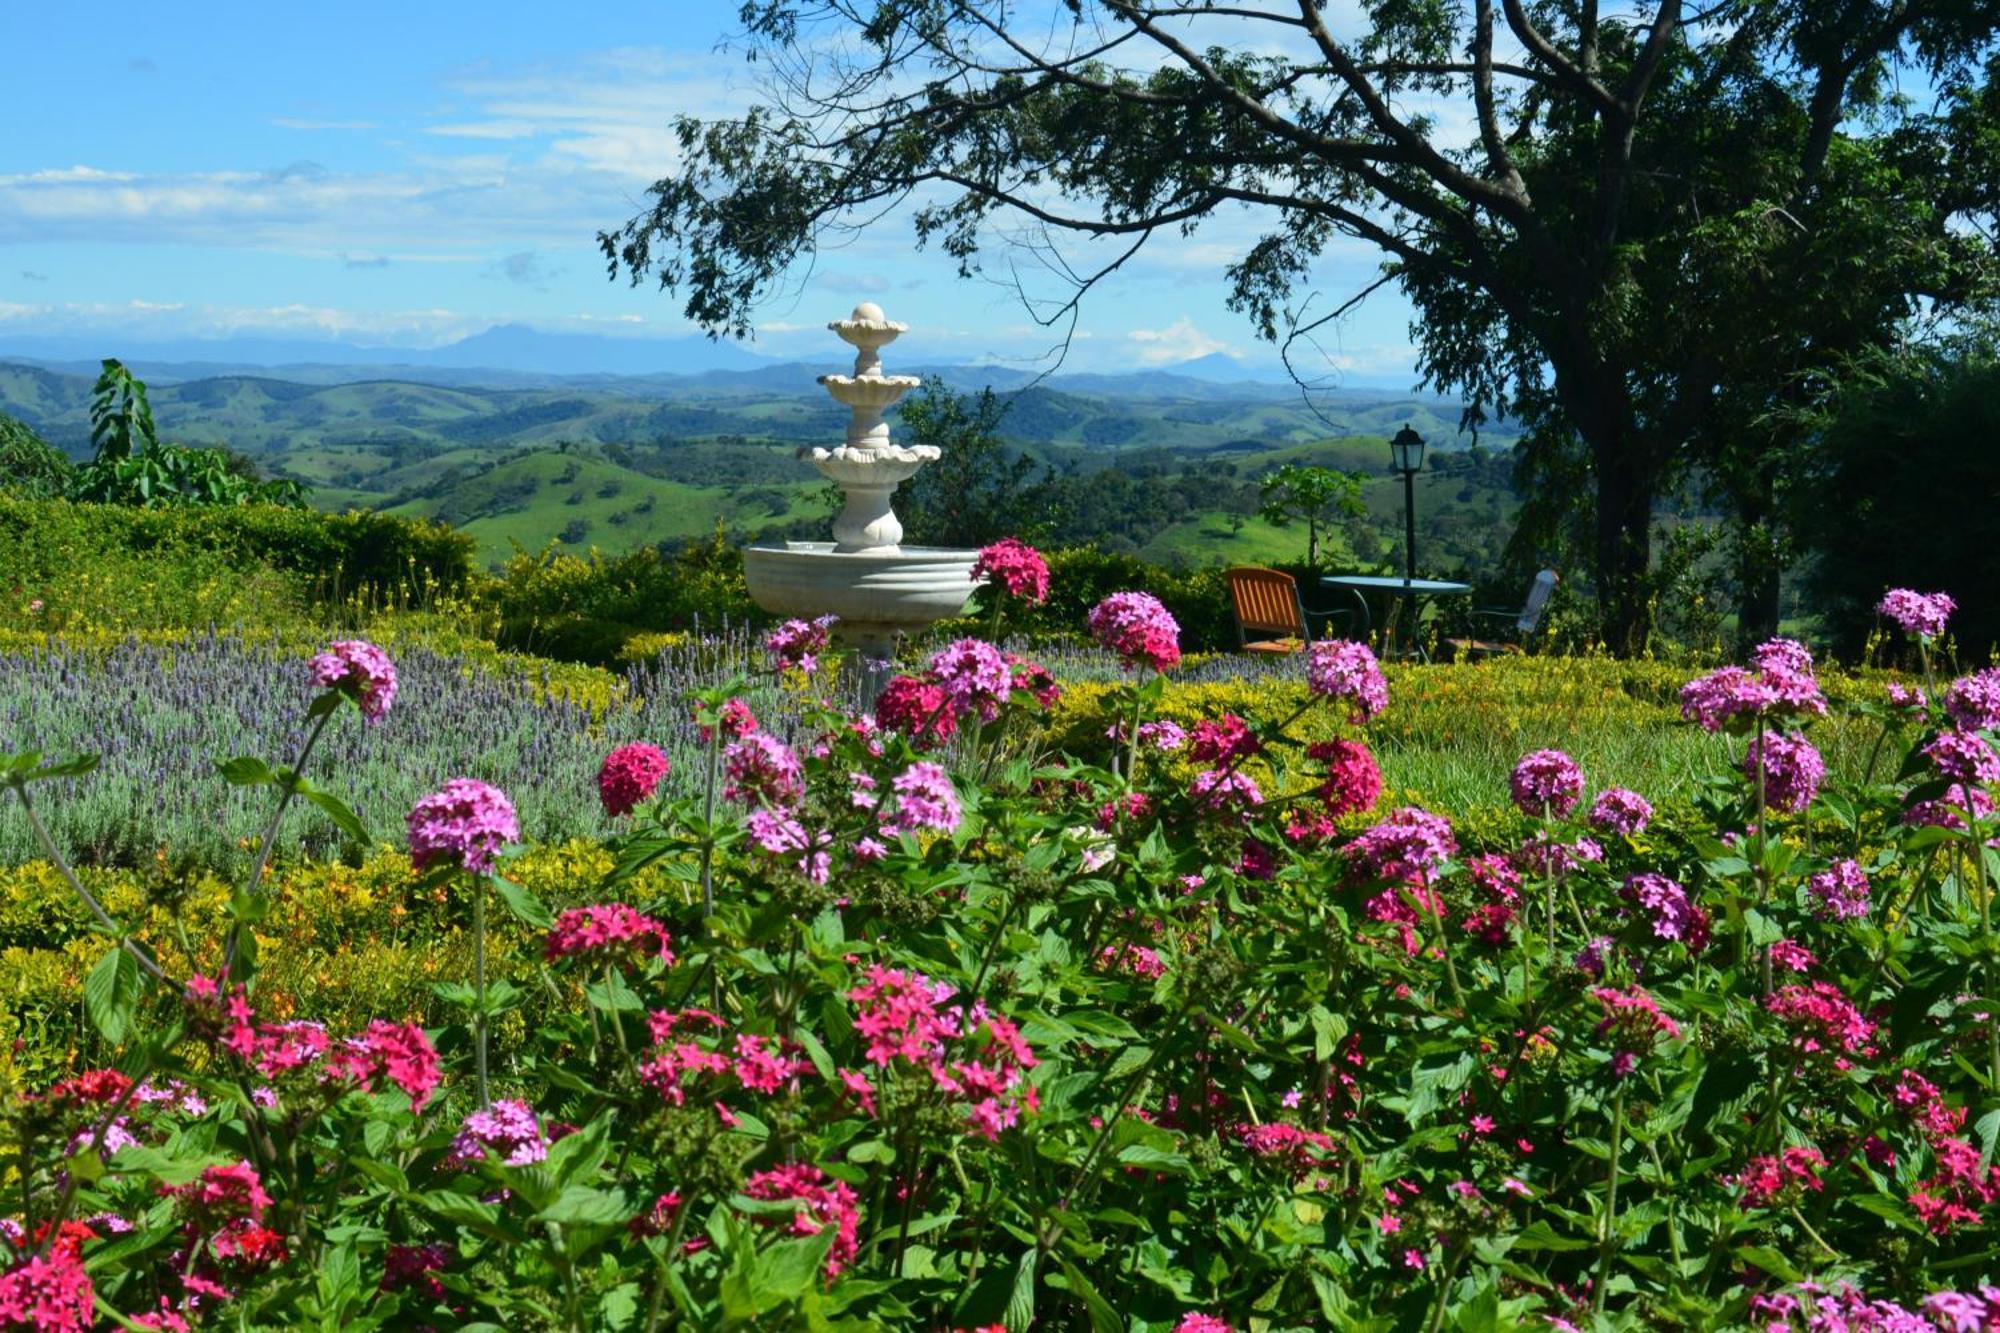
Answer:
[{"xmin": 826, "ymin": 302, "xmax": 910, "ymax": 379}]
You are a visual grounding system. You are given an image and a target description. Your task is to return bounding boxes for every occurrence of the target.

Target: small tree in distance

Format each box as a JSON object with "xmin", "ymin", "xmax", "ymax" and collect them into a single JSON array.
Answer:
[{"xmin": 1257, "ymin": 463, "xmax": 1362, "ymax": 573}]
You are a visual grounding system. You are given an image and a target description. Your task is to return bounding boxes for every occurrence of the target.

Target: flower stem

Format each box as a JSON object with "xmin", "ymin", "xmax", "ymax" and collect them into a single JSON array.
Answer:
[
  {"xmin": 473, "ymin": 873, "xmax": 490, "ymax": 1109},
  {"xmin": 10, "ymin": 782, "xmax": 167, "ymax": 983},
  {"xmin": 1593, "ymin": 1084, "xmax": 1625, "ymax": 1316},
  {"xmin": 224, "ymin": 705, "xmax": 338, "ymax": 982}
]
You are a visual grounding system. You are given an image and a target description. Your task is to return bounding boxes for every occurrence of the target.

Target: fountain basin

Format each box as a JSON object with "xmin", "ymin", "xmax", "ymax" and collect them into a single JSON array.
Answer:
[{"xmin": 743, "ymin": 543, "xmax": 983, "ymax": 637}]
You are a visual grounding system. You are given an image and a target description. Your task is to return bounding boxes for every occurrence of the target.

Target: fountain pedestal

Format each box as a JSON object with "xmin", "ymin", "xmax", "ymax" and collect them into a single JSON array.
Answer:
[{"xmin": 742, "ymin": 304, "xmax": 984, "ymax": 692}]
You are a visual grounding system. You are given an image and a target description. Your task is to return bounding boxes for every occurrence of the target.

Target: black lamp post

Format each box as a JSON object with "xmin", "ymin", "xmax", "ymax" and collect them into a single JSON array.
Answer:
[{"xmin": 1389, "ymin": 423, "xmax": 1427, "ymax": 582}]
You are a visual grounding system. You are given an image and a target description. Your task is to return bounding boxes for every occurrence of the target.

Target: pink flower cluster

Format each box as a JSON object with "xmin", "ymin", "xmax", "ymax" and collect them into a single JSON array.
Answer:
[
  {"xmin": 846, "ymin": 964, "xmax": 1038, "ymax": 1140},
  {"xmin": 765, "ymin": 615, "xmax": 837, "ymax": 674},
  {"xmin": 1097, "ymin": 942, "xmax": 1167, "ymax": 979},
  {"xmin": 742, "ymin": 1164, "xmax": 860, "ymax": 1278},
  {"xmin": 1512, "ymin": 831, "xmax": 1604, "ymax": 877},
  {"xmin": 1620, "ymin": 873, "xmax": 1710, "ymax": 950},
  {"xmin": 1188, "ymin": 714, "xmax": 1260, "ymax": 764},
  {"xmin": 1925, "ymin": 729, "xmax": 2000, "ymax": 785},
  {"xmin": 597, "ymin": 742, "xmax": 670, "ymax": 817},
  {"xmin": 1308, "ymin": 739, "xmax": 1383, "ymax": 818},
  {"xmin": 1191, "ymin": 767, "xmax": 1263, "ymax": 812},
  {"xmin": 1742, "ymin": 731, "xmax": 1825, "ymax": 813},
  {"xmin": 879, "ymin": 761, "xmax": 962, "ymax": 838},
  {"xmin": 1345, "ymin": 806, "xmax": 1456, "ymax": 884},
  {"xmin": 1173, "ymin": 1317, "xmax": 1235, "ymax": 1333},
  {"xmin": 1878, "ymin": 588, "xmax": 1956, "ymax": 639},
  {"xmin": 307, "ymin": 639, "xmax": 398, "ymax": 723},
  {"xmin": 1947, "ymin": 668, "xmax": 2000, "ymax": 732},
  {"xmin": 1765, "ymin": 981, "xmax": 1877, "ymax": 1060},
  {"xmin": 1237, "ymin": 1120, "xmax": 1338, "ymax": 1177},
  {"xmin": 638, "ymin": 1008, "xmax": 813, "ymax": 1106},
  {"xmin": 695, "ymin": 697, "xmax": 758, "ymax": 744},
  {"xmin": 1905, "ymin": 783, "xmax": 1994, "ymax": 830},
  {"xmin": 1510, "ymin": 749, "xmax": 1584, "ymax": 818},
  {"xmin": 447, "ymin": 1098, "xmax": 549, "ymax": 1167},
  {"xmin": 198, "ymin": 978, "xmax": 441, "ymax": 1110},
  {"xmin": 407, "ymin": 778, "xmax": 519, "ymax": 874},
  {"xmin": 722, "ymin": 732, "xmax": 804, "ymax": 808},
  {"xmin": 545, "ymin": 903, "xmax": 674, "ymax": 966},
  {"xmin": 1679, "ymin": 640, "xmax": 1826, "ymax": 733},
  {"xmin": 0, "ymin": 1247, "xmax": 93, "ymax": 1332},
  {"xmin": 1087, "ymin": 591, "xmax": 1182, "ymax": 672},
  {"xmin": 1736, "ymin": 1145, "xmax": 1826, "ymax": 1208},
  {"xmin": 971, "ymin": 538, "xmax": 1050, "ymax": 602},
  {"xmin": 929, "ymin": 638, "xmax": 1013, "ymax": 721},
  {"xmin": 1588, "ymin": 787, "xmax": 1653, "ymax": 835},
  {"xmin": 323, "ymin": 1022, "xmax": 445, "ymax": 1111},
  {"xmin": 1592, "ymin": 986, "xmax": 1680, "ymax": 1076},
  {"xmin": 1459, "ymin": 853, "xmax": 1523, "ymax": 947},
  {"xmin": 1306, "ymin": 640, "xmax": 1388, "ymax": 720}
]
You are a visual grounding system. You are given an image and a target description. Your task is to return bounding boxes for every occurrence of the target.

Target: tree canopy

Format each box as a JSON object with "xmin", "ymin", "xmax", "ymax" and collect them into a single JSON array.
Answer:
[{"xmin": 602, "ymin": 0, "xmax": 2000, "ymax": 652}]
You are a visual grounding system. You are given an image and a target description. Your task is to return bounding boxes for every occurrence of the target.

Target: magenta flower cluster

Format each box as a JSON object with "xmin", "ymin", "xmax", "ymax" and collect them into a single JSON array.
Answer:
[
  {"xmin": 1947, "ymin": 668, "xmax": 2000, "ymax": 732},
  {"xmin": 307, "ymin": 639, "xmax": 397, "ymax": 723},
  {"xmin": 1588, "ymin": 787, "xmax": 1653, "ymax": 835},
  {"xmin": 1306, "ymin": 640, "xmax": 1389, "ymax": 720},
  {"xmin": 1087, "ymin": 591, "xmax": 1182, "ymax": 672},
  {"xmin": 1346, "ymin": 806, "xmax": 1456, "ymax": 884},
  {"xmin": 1509, "ymin": 749, "xmax": 1585, "ymax": 818},
  {"xmin": 447, "ymin": 1098, "xmax": 549, "ymax": 1168},
  {"xmin": 406, "ymin": 778, "xmax": 519, "ymax": 874},
  {"xmin": 1878, "ymin": 588, "xmax": 1956, "ymax": 639},
  {"xmin": 1620, "ymin": 873, "xmax": 1709, "ymax": 949},
  {"xmin": 1742, "ymin": 731, "xmax": 1826, "ymax": 813},
  {"xmin": 1807, "ymin": 859, "xmax": 1872, "ymax": 921},
  {"xmin": 765, "ymin": 615, "xmax": 836, "ymax": 674},
  {"xmin": 1924, "ymin": 729, "xmax": 2000, "ymax": 786},
  {"xmin": 597, "ymin": 741, "xmax": 670, "ymax": 817},
  {"xmin": 879, "ymin": 762, "xmax": 962, "ymax": 838},
  {"xmin": 722, "ymin": 732, "xmax": 804, "ymax": 808},
  {"xmin": 1679, "ymin": 638, "xmax": 1826, "ymax": 733},
  {"xmin": 970, "ymin": 537, "xmax": 1050, "ymax": 603},
  {"xmin": 545, "ymin": 903, "xmax": 674, "ymax": 966},
  {"xmin": 929, "ymin": 637, "xmax": 1013, "ymax": 722}
]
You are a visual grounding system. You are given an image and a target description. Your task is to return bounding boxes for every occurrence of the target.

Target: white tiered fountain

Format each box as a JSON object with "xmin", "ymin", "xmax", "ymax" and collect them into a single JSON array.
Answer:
[{"xmin": 742, "ymin": 304, "xmax": 983, "ymax": 685}]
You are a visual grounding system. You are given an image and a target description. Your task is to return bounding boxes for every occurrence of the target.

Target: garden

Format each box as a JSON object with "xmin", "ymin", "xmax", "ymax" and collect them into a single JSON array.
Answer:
[{"xmin": 4, "ymin": 526, "xmax": 2000, "ymax": 1332}]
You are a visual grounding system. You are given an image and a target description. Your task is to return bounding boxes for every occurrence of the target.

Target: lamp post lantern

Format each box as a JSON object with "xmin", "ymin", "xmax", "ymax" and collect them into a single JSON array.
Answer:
[{"xmin": 1389, "ymin": 423, "xmax": 1426, "ymax": 583}]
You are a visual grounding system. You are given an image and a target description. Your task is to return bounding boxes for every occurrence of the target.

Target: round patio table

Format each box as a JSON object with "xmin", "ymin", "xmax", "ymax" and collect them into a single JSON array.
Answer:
[{"xmin": 1321, "ymin": 575, "xmax": 1472, "ymax": 659}]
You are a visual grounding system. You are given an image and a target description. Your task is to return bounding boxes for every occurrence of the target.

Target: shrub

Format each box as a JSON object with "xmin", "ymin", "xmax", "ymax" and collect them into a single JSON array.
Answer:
[{"xmin": 493, "ymin": 528, "xmax": 760, "ymax": 664}]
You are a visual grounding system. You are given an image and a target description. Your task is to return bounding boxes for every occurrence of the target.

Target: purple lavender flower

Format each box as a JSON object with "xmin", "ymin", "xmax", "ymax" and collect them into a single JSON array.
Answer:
[
  {"xmin": 1509, "ymin": 749, "xmax": 1585, "ymax": 818},
  {"xmin": 407, "ymin": 778, "xmax": 519, "ymax": 874}
]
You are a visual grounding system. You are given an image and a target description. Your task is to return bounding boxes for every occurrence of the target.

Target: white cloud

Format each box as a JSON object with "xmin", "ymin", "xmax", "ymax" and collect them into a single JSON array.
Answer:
[{"xmin": 1126, "ymin": 316, "xmax": 1237, "ymax": 366}]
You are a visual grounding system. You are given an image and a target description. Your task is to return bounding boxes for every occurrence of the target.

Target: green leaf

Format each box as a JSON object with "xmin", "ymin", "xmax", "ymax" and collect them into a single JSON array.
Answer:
[
  {"xmin": 749, "ymin": 1227, "xmax": 835, "ymax": 1311},
  {"xmin": 541, "ymin": 1185, "xmax": 631, "ymax": 1227},
  {"xmin": 300, "ymin": 787, "xmax": 370, "ymax": 844},
  {"xmin": 491, "ymin": 874, "xmax": 553, "ymax": 929},
  {"xmin": 1057, "ymin": 1258, "xmax": 1123, "ymax": 1333},
  {"xmin": 83, "ymin": 946, "xmax": 143, "ymax": 1044},
  {"xmin": 1508, "ymin": 1221, "xmax": 1590, "ymax": 1252},
  {"xmin": 217, "ymin": 756, "xmax": 276, "ymax": 786},
  {"xmin": 1735, "ymin": 1244, "xmax": 1804, "ymax": 1284},
  {"xmin": 1309, "ymin": 1004, "xmax": 1346, "ymax": 1061},
  {"xmin": 1005, "ymin": 1248, "xmax": 1037, "ymax": 1332}
]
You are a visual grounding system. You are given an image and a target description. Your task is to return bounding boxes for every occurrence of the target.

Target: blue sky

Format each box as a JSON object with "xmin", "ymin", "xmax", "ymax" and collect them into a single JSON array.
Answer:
[{"xmin": 0, "ymin": 0, "xmax": 1420, "ymax": 378}]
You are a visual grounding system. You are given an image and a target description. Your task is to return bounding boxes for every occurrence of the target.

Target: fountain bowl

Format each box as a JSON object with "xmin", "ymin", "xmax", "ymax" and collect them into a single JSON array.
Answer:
[{"xmin": 743, "ymin": 542, "xmax": 984, "ymax": 645}]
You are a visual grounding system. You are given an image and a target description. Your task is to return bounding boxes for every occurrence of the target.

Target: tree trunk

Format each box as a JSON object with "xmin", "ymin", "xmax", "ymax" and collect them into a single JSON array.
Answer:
[{"xmin": 1590, "ymin": 440, "xmax": 1656, "ymax": 656}]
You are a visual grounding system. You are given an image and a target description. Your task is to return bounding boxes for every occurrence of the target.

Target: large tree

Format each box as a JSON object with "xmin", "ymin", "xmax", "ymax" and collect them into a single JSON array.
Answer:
[{"xmin": 600, "ymin": 0, "xmax": 1999, "ymax": 651}]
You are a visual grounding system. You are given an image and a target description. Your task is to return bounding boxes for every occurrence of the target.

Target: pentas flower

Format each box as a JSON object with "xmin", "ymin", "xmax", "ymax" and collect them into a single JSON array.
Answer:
[
  {"xmin": 722, "ymin": 733, "xmax": 804, "ymax": 808},
  {"xmin": 1308, "ymin": 738, "xmax": 1383, "ymax": 817},
  {"xmin": 1770, "ymin": 938, "xmax": 1817, "ymax": 972},
  {"xmin": 929, "ymin": 638, "xmax": 1013, "ymax": 721},
  {"xmin": 1766, "ymin": 981, "xmax": 1877, "ymax": 1058},
  {"xmin": 765, "ymin": 615, "xmax": 836, "ymax": 674},
  {"xmin": 1680, "ymin": 648, "xmax": 1826, "ymax": 733},
  {"xmin": 169, "ymin": 1161, "xmax": 272, "ymax": 1223},
  {"xmin": 1512, "ymin": 832, "xmax": 1605, "ymax": 877},
  {"xmin": 1509, "ymin": 749, "xmax": 1584, "ymax": 818},
  {"xmin": 1878, "ymin": 588, "xmax": 1956, "ymax": 640},
  {"xmin": 1947, "ymin": 668, "xmax": 2000, "ymax": 732},
  {"xmin": 879, "ymin": 762, "xmax": 962, "ymax": 837},
  {"xmin": 1742, "ymin": 731, "xmax": 1825, "ymax": 813},
  {"xmin": 597, "ymin": 742, "xmax": 669, "ymax": 817},
  {"xmin": 874, "ymin": 674, "xmax": 958, "ymax": 747},
  {"xmin": 0, "ymin": 1246, "xmax": 93, "ymax": 1332},
  {"xmin": 1886, "ymin": 681, "xmax": 1929, "ymax": 720},
  {"xmin": 971, "ymin": 537, "xmax": 1050, "ymax": 602},
  {"xmin": 545, "ymin": 904, "xmax": 674, "ymax": 966},
  {"xmin": 1461, "ymin": 853, "xmax": 1523, "ymax": 947},
  {"xmin": 1620, "ymin": 873, "xmax": 1711, "ymax": 950},
  {"xmin": 1237, "ymin": 1121, "xmax": 1338, "ymax": 1178},
  {"xmin": 1736, "ymin": 1145, "xmax": 1826, "ymax": 1207},
  {"xmin": 1097, "ymin": 942, "xmax": 1167, "ymax": 979},
  {"xmin": 1346, "ymin": 806, "xmax": 1456, "ymax": 883},
  {"xmin": 1592, "ymin": 986, "xmax": 1681, "ymax": 1076},
  {"xmin": 1306, "ymin": 639, "xmax": 1389, "ymax": 720},
  {"xmin": 1174, "ymin": 1317, "xmax": 1235, "ymax": 1333},
  {"xmin": 1087, "ymin": 591, "xmax": 1182, "ymax": 672},
  {"xmin": 1005, "ymin": 653, "xmax": 1062, "ymax": 709},
  {"xmin": 1588, "ymin": 787, "xmax": 1653, "ymax": 835},
  {"xmin": 747, "ymin": 807, "xmax": 811, "ymax": 856},
  {"xmin": 1137, "ymin": 720, "xmax": 1188, "ymax": 751},
  {"xmin": 1894, "ymin": 1069, "xmax": 1967, "ymax": 1142},
  {"xmin": 407, "ymin": 778, "xmax": 519, "ymax": 874},
  {"xmin": 1905, "ymin": 783, "xmax": 1995, "ymax": 830},
  {"xmin": 1750, "ymin": 637, "xmax": 1816, "ymax": 677},
  {"xmin": 1188, "ymin": 714, "xmax": 1260, "ymax": 764},
  {"xmin": 381, "ymin": 1244, "xmax": 452, "ymax": 1300},
  {"xmin": 741, "ymin": 1164, "xmax": 860, "ymax": 1278},
  {"xmin": 1191, "ymin": 768, "xmax": 1264, "ymax": 811},
  {"xmin": 324, "ymin": 1021, "xmax": 443, "ymax": 1110},
  {"xmin": 307, "ymin": 638, "xmax": 398, "ymax": 723},
  {"xmin": 695, "ymin": 697, "xmax": 758, "ymax": 744},
  {"xmin": 1926, "ymin": 729, "xmax": 2000, "ymax": 785},
  {"xmin": 448, "ymin": 1098, "xmax": 549, "ymax": 1167}
]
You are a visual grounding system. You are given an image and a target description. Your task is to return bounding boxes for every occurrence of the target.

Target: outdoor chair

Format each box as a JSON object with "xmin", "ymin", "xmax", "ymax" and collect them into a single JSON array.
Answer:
[
  {"xmin": 1444, "ymin": 569, "xmax": 1560, "ymax": 660},
  {"xmin": 1225, "ymin": 566, "xmax": 1345, "ymax": 654}
]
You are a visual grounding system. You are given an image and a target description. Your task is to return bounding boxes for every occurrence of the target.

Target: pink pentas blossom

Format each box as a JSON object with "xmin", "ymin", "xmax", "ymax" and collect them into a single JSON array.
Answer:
[
  {"xmin": 1766, "ymin": 981, "xmax": 1877, "ymax": 1057},
  {"xmin": 1878, "ymin": 588, "xmax": 1956, "ymax": 639},
  {"xmin": 741, "ymin": 1164, "xmax": 860, "ymax": 1279},
  {"xmin": 1191, "ymin": 767, "xmax": 1263, "ymax": 811},
  {"xmin": 1006, "ymin": 653, "xmax": 1062, "ymax": 709},
  {"xmin": 381, "ymin": 1244, "xmax": 452, "ymax": 1300},
  {"xmin": 1088, "ymin": 591, "xmax": 1182, "ymax": 672},
  {"xmin": 324, "ymin": 1021, "xmax": 443, "ymax": 1110},
  {"xmin": 1750, "ymin": 637, "xmax": 1816, "ymax": 677},
  {"xmin": 169, "ymin": 1161, "xmax": 272, "ymax": 1223},
  {"xmin": 765, "ymin": 615, "xmax": 837, "ymax": 674},
  {"xmin": 1097, "ymin": 942, "xmax": 1167, "ymax": 978},
  {"xmin": 1512, "ymin": 832, "xmax": 1604, "ymax": 877},
  {"xmin": 1510, "ymin": 749, "xmax": 1585, "ymax": 817},
  {"xmin": 1737, "ymin": 1145, "xmax": 1826, "ymax": 1207},
  {"xmin": 1742, "ymin": 731, "xmax": 1825, "ymax": 813},
  {"xmin": 1137, "ymin": 720, "xmax": 1188, "ymax": 751},
  {"xmin": 1770, "ymin": 938, "xmax": 1817, "ymax": 972},
  {"xmin": 1926, "ymin": 729, "xmax": 2000, "ymax": 785},
  {"xmin": 1680, "ymin": 651, "xmax": 1826, "ymax": 732},
  {"xmin": 1592, "ymin": 986, "xmax": 1680, "ymax": 1074},
  {"xmin": 0, "ymin": 1246, "xmax": 93, "ymax": 1332},
  {"xmin": 447, "ymin": 1098, "xmax": 549, "ymax": 1167},
  {"xmin": 695, "ymin": 697, "xmax": 758, "ymax": 744},
  {"xmin": 874, "ymin": 674, "xmax": 958, "ymax": 747},
  {"xmin": 1346, "ymin": 806, "xmax": 1456, "ymax": 883},
  {"xmin": 1308, "ymin": 738, "xmax": 1383, "ymax": 817},
  {"xmin": 407, "ymin": 778, "xmax": 519, "ymax": 874},
  {"xmin": 307, "ymin": 639, "xmax": 398, "ymax": 723},
  {"xmin": 1306, "ymin": 639, "xmax": 1389, "ymax": 720},
  {"xmin": 1947, "ymin": 669, "xmax": 2000, "ymax": 732},
  {"xmin": 1905, "ymin": 783, "xmax": 1995, "ymax": 830},
  {"xmin": 722, "ymin": 733, "xmax": 804, "ymax": 808},
  {"xmin": 1808, "ymin": 859, "xmax": 1872, "ymax": 920},
  {"xmin": 1588, "ymin": 787, "xmax": 1652, "ymax": 835},
  {"xmin": 747, "ymin": 807, "xmax": 811, "ymax": 856},
  {"xmin": 929, "ymin": 638, "xmax": 1013, "ymax": 721},
  {"xmin": 1620, "ymin": 873, "xmax": 1710, "ymax": 950},
  {"xmin": 971, "ymin": 537, "xmax": 1050, "ymax": 602},
  {"xmin": 1172, "ymin": 1317, "xmax": 1235, "ymax": 1333},
  {"xmin": 598, "ymin": 742, "xmax": 670, "ymax": 817},
  {"xmin": 880, "ymin": 762, "xmax": 962, "ymax": 837},
  {"xmin": 1188, "ymin": 714, "xmax": 1260, "ymax": 764},
  {"xmin": 545, "ymin": 904, "xmax": 674, "ymax": 966},
  {"xmin": 1886, "ymin": 680, "xmax": 1929, "ymax": 719}
]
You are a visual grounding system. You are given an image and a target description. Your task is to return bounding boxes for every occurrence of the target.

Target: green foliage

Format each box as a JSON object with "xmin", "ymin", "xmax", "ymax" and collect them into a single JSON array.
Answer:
[
  {"xmin": 492, "ymin": 526, "xmax": 759, "ymax": 664},
  {"xmin": 72, "ymin": 359, "xmax": 311, "ymax": 509},
  {"xmin": 1256, "ymin": 462, "xmax": 1364, "ymax": 571},
  {"xmin": 896, "ymin": 378, "xmax": 1050, "ymax": 546},
  {"xmin": 0, "ymin": 412, "xmax": 72, "ymax": 498},
  {"xmin": 1790, "ymin": 337, "xmax": 2000, "ymax": 661}
]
